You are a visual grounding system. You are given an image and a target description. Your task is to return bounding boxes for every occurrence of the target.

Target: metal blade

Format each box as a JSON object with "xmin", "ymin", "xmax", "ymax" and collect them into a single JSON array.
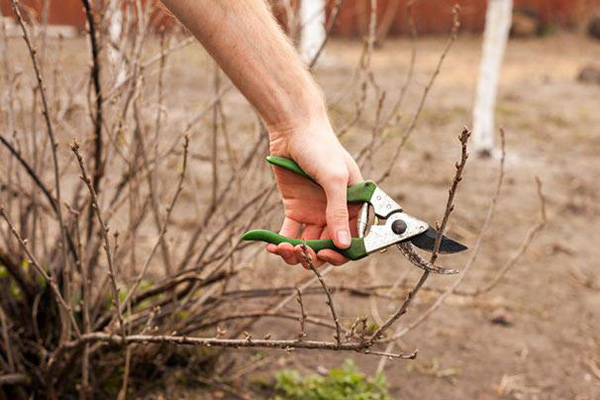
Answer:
[{"xmin": 409, "ymin": 226, "xmax": 467, "ymax": 254}]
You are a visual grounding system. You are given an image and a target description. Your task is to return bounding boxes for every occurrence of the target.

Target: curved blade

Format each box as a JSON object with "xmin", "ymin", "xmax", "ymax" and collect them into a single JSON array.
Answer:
[{"xmin": 409, "ymin": 227, "xmax": 467, "ymax": 254}]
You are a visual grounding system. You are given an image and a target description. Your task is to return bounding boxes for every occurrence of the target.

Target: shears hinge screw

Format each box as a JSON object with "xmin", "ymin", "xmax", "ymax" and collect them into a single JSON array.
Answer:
[{"xmin": 392, "ymin": 220, "xmax": 407, "ymax": 235}]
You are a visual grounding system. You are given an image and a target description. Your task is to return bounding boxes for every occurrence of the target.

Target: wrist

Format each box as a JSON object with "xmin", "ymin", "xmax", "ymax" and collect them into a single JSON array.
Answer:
[{"xmin": 265, "ymin": 81, "xmax": 328, "ymax": 135}]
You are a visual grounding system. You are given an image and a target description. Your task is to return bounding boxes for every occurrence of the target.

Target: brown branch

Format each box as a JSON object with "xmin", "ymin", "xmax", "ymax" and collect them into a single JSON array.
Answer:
[
  {"xmin": 308, "ymin": 0, "xmax": 344, "ymax": 69},
  {"xmin": 472, "ymin": 175, "xmax": 547, "ymax": 295},
  {"xmin": 62, "ymin": 332, "xmax": 416, "ymax": 359},
  {"xmin": 388, "ymin": 128, "xmax": 509, "ymax": 341},
  {"xmin": 0, "ymin": 373, "xmax": 30, "ymax": 386},
  {"xmin": 0, "ymin": 249, "xmax": 33, "ymax": 301},
  {"xmin": 71, "ymin": 140, "xmax": 126, "ymax": 338},
  {"xmin": 180, "ymin": 311, "xmax": 337, "ymax": 335},
  {"xmin": 10, "ymin": 0, "xmax": 71, "ymax": 279},
  {"xmin": 121, "ymin": 136, "xmax": 189, "ymax": 313},
  {"xmin": 378, "ymin": 4, "xmax": 461, "ymax": 183},
  {"xmin": 211, "ymin": 62, "xmax": 220, "ymax": 210},
  {"xmin": 368, "ymin": 127, "xmax": 470, "ymax": 345},
  {"xmin": 0, "ymin": 205, "xmax": 81, "ymax": 337},
  {"xmin": 300, "ymin": 245, "xmax": 342, "ymax": 346},
  {"xmin": 296, "ymin": 287, "xmax": 307, "ymax": 340},
  {"xmin": 0, "ymin": 136, "xmax": 57, "ymax": 213},
  {"xmin": 431, "ymin": 127, "xmax": 471, "ymax": 264},
  {"xmin": 81, "ymin": 0, "xmax": 105, "ymax": 237}
]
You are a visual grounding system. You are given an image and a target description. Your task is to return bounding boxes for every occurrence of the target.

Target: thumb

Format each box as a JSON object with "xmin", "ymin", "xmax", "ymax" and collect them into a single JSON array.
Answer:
[{"xmin": 322, "ymin": 173, "xmax": 351, "ymax": 249}]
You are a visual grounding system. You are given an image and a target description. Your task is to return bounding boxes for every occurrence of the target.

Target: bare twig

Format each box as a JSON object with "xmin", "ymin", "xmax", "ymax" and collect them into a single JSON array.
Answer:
[
  {"xmin": 81, "ymin": 0, "xmax": 105, "ymax": 231},
  {"xmin": 10, "ymin": 0, "xmax": 71, "ymax": 278},
  {"xmin": 296, "ymin": 287, "xmax": 307, "ymax": 340},
  {"xmin": 63, "ymin": 332, "xmax": 417, "ymax": 359},
  {"xmin": 378, "ymin": 4, "xmax": 461, "ymax": 183},
  {"xmin": 120, "ymin": 136, "xmax": 189, "ymax": 313},
  {"xmin": 431, "ymin": 127, "xmax": 471, "ymax": 263},
  {"xmin": 0, "ymin": 205, "xmax": 81, "ymax": 337},
  {"xmin": 0, "ymin": 136, "xmax": 58, "ymax": 213},
  {"xmin": 472, "ymin": 176, "xmax": 546, "ymax": 295},
  {"xmin": 388, "ymin": 128, "xmax": 509, "ymax": 341},
  {"xmin": 300, "ymin": 245, "xmax": 342, "ymax": 346},
  {"xmin": 71, "ymin": 140, "xmax": 126, "ymax": 338},
  {"xmin": 0, "ymin": 373, "xmax": 30, "ymax": 386},
  {"xmin": 308, "ymin": 0, "xmax": 344, "ymax": 69},
  {"xmin": 369, "ymin": 127, "xmax": 470, "ymax": 345}
]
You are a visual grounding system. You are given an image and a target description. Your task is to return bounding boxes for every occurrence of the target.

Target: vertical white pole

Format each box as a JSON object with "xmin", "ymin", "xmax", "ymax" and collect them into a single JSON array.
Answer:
[
  {"xmin": 299, "ymin": 0, "xmax": 326, "ymax": 63},
  {"xmin": 108, "ymin": 0, "xmax": 126, "ymax": 87},
  {"xmin": 473, "ymin": 0, "xmax": 513, "ymax": 156}
]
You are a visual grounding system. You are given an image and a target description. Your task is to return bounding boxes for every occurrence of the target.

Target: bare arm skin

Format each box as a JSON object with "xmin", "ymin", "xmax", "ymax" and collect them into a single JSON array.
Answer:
[{"xmin": 161, "ymin": 0, "xmax": 363, "ymax": 267}]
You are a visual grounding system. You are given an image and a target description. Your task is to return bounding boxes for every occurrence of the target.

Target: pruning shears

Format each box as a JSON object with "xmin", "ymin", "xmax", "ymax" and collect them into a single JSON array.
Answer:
[{"xmin": 242, "ymin": 156, "xmax": 467, "ymax": 274}]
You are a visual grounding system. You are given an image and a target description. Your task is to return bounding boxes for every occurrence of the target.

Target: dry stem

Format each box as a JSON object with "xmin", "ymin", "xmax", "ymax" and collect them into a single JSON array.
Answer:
[{"xmin": 71, "ymin": 140, "xmax": 126, "ymax": 338}]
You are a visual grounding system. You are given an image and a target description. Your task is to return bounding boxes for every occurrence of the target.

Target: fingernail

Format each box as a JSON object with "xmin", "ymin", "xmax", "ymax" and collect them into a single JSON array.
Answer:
[{"xmin": 337, "ymin": 230, "xmax": 351, "ymax": 248}]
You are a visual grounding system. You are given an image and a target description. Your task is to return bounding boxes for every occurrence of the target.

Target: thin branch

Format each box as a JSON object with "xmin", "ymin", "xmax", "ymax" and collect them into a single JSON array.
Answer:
[
  {"xmin": 71, "ymin": 140, "xmax": 126, "ymax": 338},
  {"xmin": 296, "ymin": 287, "xmax": 307, "ymax": 340},
  {"xmin": 368, "ymin": 127, "xmax": 470, "ymax": 345},
  {"xmin": 300, "ymin": 245, "xmax": 342, "ymax": 346},
  {"xmin": 0, "ymin": 205, "xmax": 81, "ymax": 337},
  {"xmin": 120, "ymin": 136, "xmax": 189, "ymax": 313},
  {"xmin": 431, "ymin": 127, "xmax": 471, "ymax": 264},
  {"xmin": 63, "ymin": 332, "xmax": 416, "ymax": 359},
  {"xmin": 10, "ymin": 0, "xmax": 71, "ymax": 280},
  {"xmin": 378, "ymin": 4, "xmax": 461, "ymax": 183},
  {"xmin": 81, "ymin": 0, "xmax": 105, "ymax": 234},
  {"xmin": 308, "ymin": 0, "xmax": 344, "ymax": 69},
  {"xmin": 0, "ymin": 136, "xmax": 57, "ymax": 213},
  {"xmin": 180, "ymin": 311, "xmax": 337, "ymax": 335},
  {"xmin": 388, "ymin": 128, "xmax": 509, "ymax": 341},
  {"xmin": 472, "ymin": 176, "xmax": 547, "ymax": 295},
  {"xmin": 0, "ymin": 373, "xmax": 30, "ymax": 386}
]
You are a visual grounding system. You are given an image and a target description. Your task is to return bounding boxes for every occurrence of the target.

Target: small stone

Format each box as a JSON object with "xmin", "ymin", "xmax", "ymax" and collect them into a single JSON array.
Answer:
[
  {"xmin": 490, "ymin": 308, "xmax": 513, "ymax": 326},
  {"xmin": 577, "ymin": 65, "xmax": 600, "ymax": 85}
]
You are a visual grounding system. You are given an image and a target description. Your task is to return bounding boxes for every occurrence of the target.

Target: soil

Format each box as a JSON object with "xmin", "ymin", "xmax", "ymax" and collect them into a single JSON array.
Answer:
[
  {"xmin": 237, "ymin": 33, "xmax": 600, "ymax": 400},
  {"xmin": 6, "ymin": 31, "xmax": 600, "ymax": 399}
]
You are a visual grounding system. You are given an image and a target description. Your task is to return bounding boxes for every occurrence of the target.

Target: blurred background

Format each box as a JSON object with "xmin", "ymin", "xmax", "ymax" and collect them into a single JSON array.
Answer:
[{"xmin": 0, "ymin": 1, "xmax": 599, "ymax": 399}]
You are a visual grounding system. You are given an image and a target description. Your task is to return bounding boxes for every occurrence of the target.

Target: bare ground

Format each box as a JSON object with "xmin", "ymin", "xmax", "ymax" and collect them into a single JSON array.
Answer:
[
  {"xmin": 228, "ymin": 33, "xmax": 600, "ymax": 400},
  {"xmin": 151, "ymin": 33, "xmax": 600, "ymax": 400},
  {"xmin": 5, "ymin": 31, "xmax": 600, "ymax": 399}
]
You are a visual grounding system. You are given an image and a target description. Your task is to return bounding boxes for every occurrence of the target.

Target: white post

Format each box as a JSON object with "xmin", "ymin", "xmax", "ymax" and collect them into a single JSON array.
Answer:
[
  {"xmin": 299, "ymin": 0, "xmax": 326, "ymax": 63},
  {"xmin": 472, "ymin": 0, "xmax": 513, "ymax": 156},
  {"xmin": 107, "ymin": 0, "xmax": 127, "ymax": 87}
]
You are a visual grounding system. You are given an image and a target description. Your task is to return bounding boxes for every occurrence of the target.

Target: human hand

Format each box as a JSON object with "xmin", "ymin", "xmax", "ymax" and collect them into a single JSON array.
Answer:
[{"xmin": 267, "ymin": 114, "xmax": 363, "ymax": 268}]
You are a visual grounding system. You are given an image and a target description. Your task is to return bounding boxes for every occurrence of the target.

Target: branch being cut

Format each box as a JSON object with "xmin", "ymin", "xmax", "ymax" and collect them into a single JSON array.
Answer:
[{"xmin": 368, "ymin": 127, "xmax": 471, "ymax": 345}]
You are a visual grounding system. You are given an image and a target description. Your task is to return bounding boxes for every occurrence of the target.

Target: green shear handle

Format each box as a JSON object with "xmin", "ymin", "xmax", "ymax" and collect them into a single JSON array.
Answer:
[{"xmin": 241, "ymin": 156, "xmax": 378, "ymax": 260}]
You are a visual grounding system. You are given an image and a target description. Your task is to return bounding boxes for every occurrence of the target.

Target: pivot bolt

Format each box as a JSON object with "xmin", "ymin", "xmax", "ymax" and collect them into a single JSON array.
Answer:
[{"xmin": 392, "ymin": 220, "xmax": 407, "ymax": 235}]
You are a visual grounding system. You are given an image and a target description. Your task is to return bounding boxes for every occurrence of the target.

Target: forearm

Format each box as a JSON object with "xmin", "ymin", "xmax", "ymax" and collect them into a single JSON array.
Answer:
[{"xmin": 161, "ymin": 0, "xmax": 325, "ymax": 129}]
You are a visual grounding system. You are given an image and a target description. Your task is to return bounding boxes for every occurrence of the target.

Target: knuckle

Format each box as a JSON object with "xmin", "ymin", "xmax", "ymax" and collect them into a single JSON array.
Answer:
[
  {"xmin": 328, "ymin": 170, "xmax": 349, "ymax": 184},
  {"xmin": 328, "ymin": 206, "xmax": 349, "ymax": 221}
]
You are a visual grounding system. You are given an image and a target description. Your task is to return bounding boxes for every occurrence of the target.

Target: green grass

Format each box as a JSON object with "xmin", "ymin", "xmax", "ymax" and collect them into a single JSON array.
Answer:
[{"xmin": 272, "ymin": 360, "xmax": 391, "ymax": 400}]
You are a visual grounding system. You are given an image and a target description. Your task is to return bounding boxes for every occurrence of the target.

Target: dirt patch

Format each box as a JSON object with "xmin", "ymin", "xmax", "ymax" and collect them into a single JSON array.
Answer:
[{"xmin": 5, "ymin": 31, "xmax": 600, "ymax": 399}]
